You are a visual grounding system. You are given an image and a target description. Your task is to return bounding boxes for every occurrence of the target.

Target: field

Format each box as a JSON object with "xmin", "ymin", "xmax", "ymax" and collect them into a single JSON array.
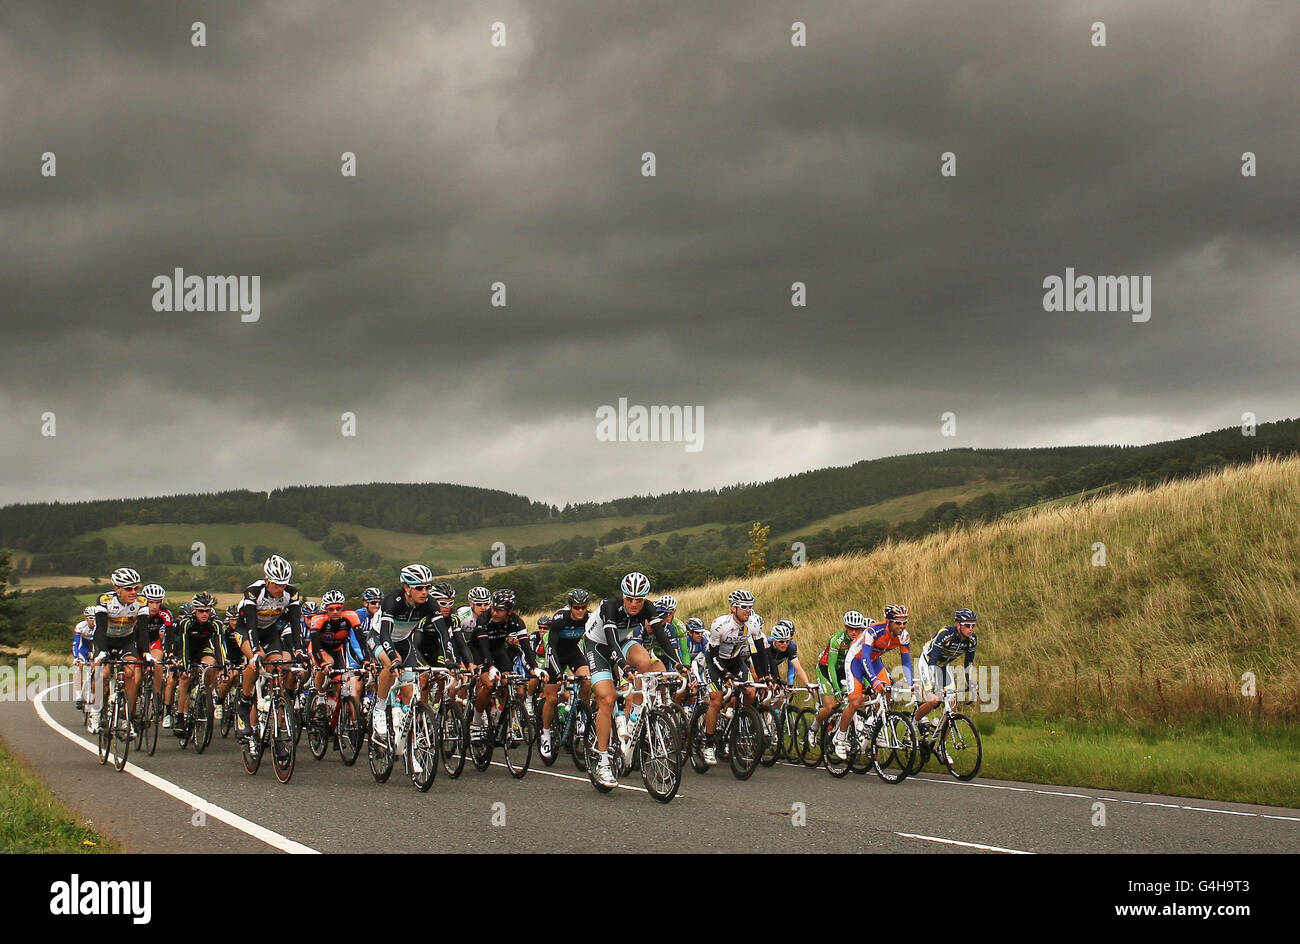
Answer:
[{"xmin": 619, "ymin": 458, "xmax": 1300, "ymax": 804}]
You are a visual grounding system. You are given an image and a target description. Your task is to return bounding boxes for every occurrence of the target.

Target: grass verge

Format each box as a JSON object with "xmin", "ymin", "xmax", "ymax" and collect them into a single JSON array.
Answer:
[
  {"xmin": 971, "ymin": 715, "xmax": 1300, "ymax": 808},
  {"xmin": 0, "ymin": 736, "xmax": 120, "ymax": 853}
]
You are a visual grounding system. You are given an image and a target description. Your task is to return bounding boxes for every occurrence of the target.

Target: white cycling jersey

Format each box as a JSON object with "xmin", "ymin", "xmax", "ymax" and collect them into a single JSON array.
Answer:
[
  {"xmin": 93, "ymin": 591, "xmax": 147, "ymax": 639},
  {"xmin": 707, "ymin": 613, "xmax": 761, "ymax": 660}
]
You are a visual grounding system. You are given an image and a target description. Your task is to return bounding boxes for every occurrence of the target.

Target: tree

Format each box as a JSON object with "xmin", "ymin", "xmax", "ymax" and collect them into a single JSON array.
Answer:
[
  {"xmin": 0, "ymin": 552, "xmax": 20, "ymax": 647},
  {"xmin": 746, "ymin": 522, "xmax": 770, "ymax": 577}
]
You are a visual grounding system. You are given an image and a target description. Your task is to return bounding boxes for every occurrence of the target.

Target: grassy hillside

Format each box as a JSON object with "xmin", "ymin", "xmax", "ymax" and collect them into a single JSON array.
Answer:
[
  {"xmin": 777, "ymin": 479, "xmax": 1032, "ymax": 536},
  {"xmin": 632, "ymin": 458, "xmax": 1300, "ymax": 804}
]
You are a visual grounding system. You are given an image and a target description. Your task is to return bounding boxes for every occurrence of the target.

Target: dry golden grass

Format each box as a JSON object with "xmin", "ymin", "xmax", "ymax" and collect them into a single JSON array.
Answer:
[{"xmin": 618, "ymin": 457, "xmax": 1300, "ymax": 725}]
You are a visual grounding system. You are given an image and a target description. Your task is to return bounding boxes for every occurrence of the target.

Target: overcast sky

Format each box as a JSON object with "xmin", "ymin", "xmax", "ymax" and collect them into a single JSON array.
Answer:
[{"xmin": 2, "ymin": 1, "xmax": 1296, "ymax": 508}]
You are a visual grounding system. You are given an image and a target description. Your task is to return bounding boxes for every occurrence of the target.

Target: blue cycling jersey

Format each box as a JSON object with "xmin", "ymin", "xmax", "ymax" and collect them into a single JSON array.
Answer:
[{"xmin": 768, "ymin": 639, "xmax": 799, "ymax": 685}]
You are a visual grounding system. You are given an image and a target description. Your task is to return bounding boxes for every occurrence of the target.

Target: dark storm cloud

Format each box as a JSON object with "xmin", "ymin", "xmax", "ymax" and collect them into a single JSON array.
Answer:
[{"xmin": 1, "ymin": 1, "xmax": 1297, "ymax": 505}]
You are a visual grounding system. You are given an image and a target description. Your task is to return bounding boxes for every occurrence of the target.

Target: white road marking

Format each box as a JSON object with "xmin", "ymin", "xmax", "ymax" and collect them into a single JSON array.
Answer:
[
  {"xmin": 487, "ymin": 760, "xmax": 682, "ymax": 796},
  {"xmin": 33, "ymin": 682, "xmax": 319, "ymax": 854},
  {"xmin": 896, "ymin": 831, "xmax": 1033, "ymax": 854},
  {"xmin": 908, "ymin": 775, "xmax": 1298, "ymax": 823}
]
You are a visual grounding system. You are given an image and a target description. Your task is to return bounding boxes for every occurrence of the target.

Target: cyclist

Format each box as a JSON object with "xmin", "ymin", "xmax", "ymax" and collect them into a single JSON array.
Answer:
[
  {"xmin": 471, "ymin": 589, "xmax": 542, "ymax": 734},
  {"xmin": 425, "ymin": 583, "xmax": 464, "ymax": 665},
  {"xmin": 214, "ymin": 604, "xmax": 245, "ymax": 719},
  {"xmin": 234, "ymin": 555, "xmax": 305, "ymax": 743},
  {"xmin": 700, "ymin": 588, "xmax": 762, "ymax": 765},
  {"xmin": 88, "ymin": 568, "xmax": 153, "ymax": 735},
  {"xmin": 168, "ymin": 592, "xmax": 225, "ymax": 737},
  {"xmin": 73, "ymin": 606, "xmax": 95, "ymax": 711},
  {"xmin": 767, "ymin": 619, "xmax": 811, "ymax": 688},
  {"xmin": 581, "ymin": 572, "xmax": 684, "ymax": 788},
  {"xmin": 538, "ymin": 588, "xmax": 594, "ymax": 756},
  {"xmin": 454, "ymin": 586, "xmax": 492, "ymax": 673},
  {"xmin": 363, "ymin": 564, "xmax": 441, "ymax": 742},
  {"xmin": 141, "ymin": 584, "xmax": 172, "ymax": 725},
  {"xmin": 356, "ymin": 587, "xmax": 383, "ymax": 630},
  {"xmin": 835, "ymin": 604, "xmax": 913, "ymax": 757},
  {"xmin": 683, "ymin": 616, "xmax": 709, "ymax": 703},
  {"xmin": 307, "ymin": 589, "xmax": 366, "ymax": 712},
  {"xmin": 913, "ymin": 609, "xmax": 980, "ymax": 730},
  {"xmin": 646, "ymin": 594, "xmax": 689, "ymax": 674},
  {"xmin": 812, "ymin": 610, "xmax": 868, "ymax": 751}
]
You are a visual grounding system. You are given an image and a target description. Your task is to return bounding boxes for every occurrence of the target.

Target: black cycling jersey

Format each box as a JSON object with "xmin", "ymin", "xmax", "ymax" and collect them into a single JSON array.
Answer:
[
  {"xmin": 369, "ymin": 587, "xmax": 440, "ymax": 656},
  {"xmin": 473, "ymin": 612, "xmax": 537, "ymax": 670},
  {"xmin": 582, "ymin": 598, "xmax": 677, "ymax": 671},
  {"xmin": 416, "ymin": 613, "xmax": 458, "ymax": 667},
  {"xmin": 171, "ymin": 615, "xmax": 225, "ymax": 665},
  {"xmin": 238, "ymin": 580, "xmax": 304, "ymax": 651}
]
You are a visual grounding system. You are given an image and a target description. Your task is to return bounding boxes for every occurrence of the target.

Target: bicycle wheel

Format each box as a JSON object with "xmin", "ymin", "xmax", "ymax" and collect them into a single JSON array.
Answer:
[
  {"xmin": 112, "ymin": 699, "xmax": 131, "ymax": 771},
  {"xmin": 728, "ymin": 705, "xmax": 762, "ymax": 780},
  {"xmin": 271, "ymin": 695, "xmax": 296, "ymax": 783},
  {"xmin": 241, "ymin": 711, "xmax": 263, "ymax": 776},
  {"xmin": 440, "ymin": 699, "xmax": 467, "ymax": 778},
  {"xmin": 866, "ymin": 712, "xmax": 917, "ymax": 785},
  {"xmin": 407, "ymin": 700, "xmax": 439, "ymax": 792},
  {"xmin": 661, "ymin": 702, "xmax": 689, "ymax": 770},
  {"xmin": 795, "ymin": 709, "xmax": 822, "ymax": 766},
  {"xmin": 502, "ymin": 699, "xmax": 533, "ymax": 779},
  {"xmin": 822, "ymin": 713, "xmax": 852, "ymax": 778},
  {"xmin": 96, "ymin": 702, "xmax": 112, "ymax": 766},
  {"xmin": 367, "ymin": 708, "xmax": 394, "ymax": 784},
  {"xmin": 338, "ymin": 696, "xmax": 363, "ymax": 767},
  {"xmin": 850, "ymin": 711, "xmax": 873, "ymax": 775},
  {"xmin": 570, "ymin": 702, "xmax": 590, "ymax": 772},
  {"xmin": 469, "ymin": 701, "xmax": 493, "ymax": 772},
  {"xmin": 179, "ymin": 697, "xmax": 194, "ymax": 750},
  {"xmin": 194, "ymin": 688, "xmax": 214, "ymax": 754},
  {"xmin": 539, "ymin": 709, "xmax": 562, "ymax": 767},
  {"xmin": 758, "ymin": 705, "xmax": 780, "ymax": 767},
  {"xmin": 639, "ymin": 708, "xmax": 681, "ymax": 803},
  {"xmin": 144, "ymin": 696, "xmax": 160, "ymax": 756},
  {"xmin": 220, "ymin": 689, "xmax": 236, "ymax": 738},
  {"xmin": 778, "ymin": 706, "xmax": 800, "ymax": 762},
  {"xmin": 133, "ymin": 685, "xmax": 150, "ymax": 750},
  {"xmin": 939, "ymin": 713, "xmax": 982, "ymax": 781},
  {"xmin": 688, "ymin": 709, "xmax": 712, "ymax": 774}
]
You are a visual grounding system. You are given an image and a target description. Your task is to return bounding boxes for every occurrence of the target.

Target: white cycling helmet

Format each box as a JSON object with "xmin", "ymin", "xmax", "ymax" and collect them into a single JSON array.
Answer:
[
  {"xmin": 111, "ymin": 567, "xmax": 141, "ymax": 587},
  {"xmin": 843, "ymin": 610, "xmax": 868, "ymax": 630},
  {"xmin": 83, "ymin": 605, "xmax": 97, "ymax": 618},
  {"xmin": 656, "ymin": 594, "xmax": 678, "ymax": 612},
  {"xmin": 263, "ymin": 555, "xmax": 293, "ymax": 583},
  {"xmin": 620, "ymin": 572, "xmax": 651, "ymax": 598},
  {"xmin": 322, "ymin": 589, "xmax": 346, "ymax": 607},
  {"xmin": 468, "ymin": 586, "xmax": 492, "ymax": 604},
  {"xmin": 728, "ymin": 588, "xmax": 755, "ymax": 609},
  {"xmin": 141, "ymin": 584, "xmax": 166, "ymax": 601},
  {"xmin": 362, "ymin": 587, "xmax": 383, "ymax": 603},
  {"xmin": 399, "ymin": 563, "xmax": 434, "ymax": 587},
  {"xmin": 770, "ymin": 619, "xmax": 795, "ymax": 641}
]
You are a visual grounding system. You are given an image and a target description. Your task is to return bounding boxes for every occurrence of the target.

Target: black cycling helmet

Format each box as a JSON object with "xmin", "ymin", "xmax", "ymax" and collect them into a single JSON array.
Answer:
[
  {"xmin": 566, "ymin": 588, "xmax": 591, "ymax": 606},
  {"xmin": 191, "ymin": 591, "xmax": 217, "ymax": 609},
  {"xmin": 225, "ymin": 604, "xmax": 240, "ymax": 619},
  {"xmin": 491, "ymin": 588, "xmax": 517, "ymax": 610}
]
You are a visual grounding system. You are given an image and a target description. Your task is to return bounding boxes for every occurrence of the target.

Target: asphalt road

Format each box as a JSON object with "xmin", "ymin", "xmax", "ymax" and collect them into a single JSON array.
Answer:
[{"xmin": 3, "ymin": 683, "xmax": 1298, "ymax": 854}]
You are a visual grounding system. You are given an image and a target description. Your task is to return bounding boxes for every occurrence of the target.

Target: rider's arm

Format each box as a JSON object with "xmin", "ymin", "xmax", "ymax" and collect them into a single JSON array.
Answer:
[
  {"xmin": 92, "ymin": 611, "xmax": 108, "ymax": 655},
  {"xmin": 648, "ymin": 619, "xmax": 685, "ymax": 671},
  {"xmin": 749, "ymin": 637, "xmax": 771, "ymax": 678},
  {"xmin": 601, "ymin": 622, "xmax": 628, "ymax": 672},
  {"xmin": 473, "ymin": 626, "xmax": 495, "ymax": 666},
  {"xmin": 285, "ymin": 600, "xmax": 304, "ymax": 652},
  {"xmin": 826, "ymin": 641, "xmax": 846, "ymax": 694},
  {"xmin": 133, "ymin": 612, "xmax": 152, "ymax": 657},
  {"xmin": 899, "ymin": 633, "xmax": 914, "ymax": 687}
]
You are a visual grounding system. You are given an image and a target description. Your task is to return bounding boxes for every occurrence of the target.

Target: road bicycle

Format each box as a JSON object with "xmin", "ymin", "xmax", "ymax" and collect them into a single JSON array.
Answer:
[
  {"xmin": 368, "ymin": 665, "xmax": 449, "ymax": 792},
  {"xmin": 176, "ymin": 659, "xmax": 217, "ymax": 754},
  {"xmin": 465, "ymin": 671, "xmax": 535, "ymax": 779},
  {"xmin": 907, "ymin": 690, "xmax": 982, "ymax": 780},
  {"xmin": 586, "ymin": 671, "xmax": 682, "ymax": 802},
  {"xmin": 241, "ymin": 655, "xmax": 308, "ymax": 783},
  {"xmin": 822, "ymin": 686, "xmax": 918, "ymax": 783},
  {"xmin": 94, "ymin": 658, "xmax": 133, "ymax": 772},
  {"xmin": 538, "ymin": 672, "xmax": 591, "ymax": 771},
  {"xmin": 305, "ymin": 667, "xmax": 365, "ymax": 766},
  {"xmin": 687, "ymin": 677, "xmax": 766, "ymax": 781},
  {"xmin": 132, "ymin": 658, "xmax": 161, "ymax": 757}
]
